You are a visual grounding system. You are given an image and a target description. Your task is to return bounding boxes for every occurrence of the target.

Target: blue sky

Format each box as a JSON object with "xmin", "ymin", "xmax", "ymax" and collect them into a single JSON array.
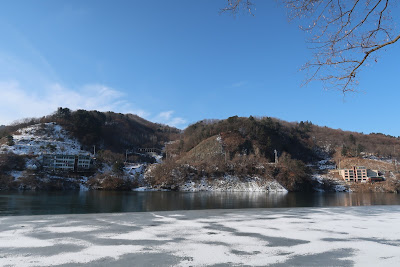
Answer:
[{"xmin": 0, "ymin": 1, "xmax": 399, "ymax": 135}]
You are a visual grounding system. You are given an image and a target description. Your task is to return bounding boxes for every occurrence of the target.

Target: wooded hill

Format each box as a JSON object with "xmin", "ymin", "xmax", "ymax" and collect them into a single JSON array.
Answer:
[
  {"xmin": 149, "ymin": 116, "xmax": 400, "ymax": 191},
  {"xmin": 169, "ymin": 115, "xmax": 400, "ymax": 163},
  {"xmin": 3, "ymin": 111, "xmax": 398, "ymax": 161},
  {"xmin": 311, "ymin": 125, "xmax": 400, "ymax": 159},
  {"xmin": 0, "ymin": 107, "xmax": 180, "ymax": 153},
  {"xmin": 2, "ymin": 110, "xmax": 400, "ymax": 192},
  {"xmin": 150, "ymin": 116, "xmax": 317, "ymax": 191}
]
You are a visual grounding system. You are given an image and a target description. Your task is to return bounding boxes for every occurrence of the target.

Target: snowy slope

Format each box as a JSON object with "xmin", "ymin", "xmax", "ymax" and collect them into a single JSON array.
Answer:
[
  {"xmin": 0, "ymin": 122, "xmax": 89, "ymax": 156},
  {"xmin": 179, "ymin": 176, "xmax": 288, "ymax": 192}
]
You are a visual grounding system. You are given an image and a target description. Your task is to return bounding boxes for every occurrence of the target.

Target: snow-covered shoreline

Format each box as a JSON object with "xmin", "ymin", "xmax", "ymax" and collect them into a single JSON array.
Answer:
[
  {"xmin": 168, "ymin": 176, "xmax": 287, "ymax": 192},
  {"xmin": 1, "ymin": 205, "xmax": 399, "ymax": 266}
]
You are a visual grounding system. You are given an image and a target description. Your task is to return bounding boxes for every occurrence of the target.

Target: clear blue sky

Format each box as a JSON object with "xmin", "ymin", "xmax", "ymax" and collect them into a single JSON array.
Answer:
[{"xmin": 0, "ymin": 1, "xmax": 399, "ymax": 135}]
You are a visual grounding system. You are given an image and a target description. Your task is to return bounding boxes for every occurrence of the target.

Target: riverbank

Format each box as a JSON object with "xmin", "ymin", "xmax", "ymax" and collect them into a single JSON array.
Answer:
[{"xmin": 1, "ymin": 205, "xmax": 399, "ymax": 266}]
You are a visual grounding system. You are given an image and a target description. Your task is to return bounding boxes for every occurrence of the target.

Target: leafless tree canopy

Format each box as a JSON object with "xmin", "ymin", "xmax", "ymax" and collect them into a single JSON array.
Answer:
[
  {"xmin": 221, "ymin": 0, "xmax": 255, "ymax": 14},
  {"xmin": 223, "ymin": 0, "xmax": 400, "ymax": 92}
]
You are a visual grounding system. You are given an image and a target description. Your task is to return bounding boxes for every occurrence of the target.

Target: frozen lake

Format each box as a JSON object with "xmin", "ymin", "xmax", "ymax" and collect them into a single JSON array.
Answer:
[{"xmin": 1, "ymin": 205, "xmax": 399, "ymax": 266}]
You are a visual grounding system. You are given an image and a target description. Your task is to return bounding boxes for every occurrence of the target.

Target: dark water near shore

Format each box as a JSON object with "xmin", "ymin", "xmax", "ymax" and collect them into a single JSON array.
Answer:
[{"xmin": 1, "ymin": 191, "xmax": 400, "ymax": 216}]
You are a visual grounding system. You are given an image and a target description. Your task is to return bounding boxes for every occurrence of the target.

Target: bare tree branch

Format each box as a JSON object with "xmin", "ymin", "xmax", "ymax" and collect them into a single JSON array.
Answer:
[
  {"xmin": 221, "ymin": 0, "xmax": 255, "ymax": 15},
  {"xmin": 222, "ymin": 0, "xmax": 400, "ymax": 93}
]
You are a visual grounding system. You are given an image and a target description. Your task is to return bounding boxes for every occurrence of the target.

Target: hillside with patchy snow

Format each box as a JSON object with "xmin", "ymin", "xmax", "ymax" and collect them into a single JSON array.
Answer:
[
  {"xmin": 1, "ymin": 112, "xmax": 399, "ymax": 192},
  {"xmin": 178, "ymin": 176, "xmax": 287, "ymax": 192},
  {"xmin": 0, "ymin": 123, "xmax": 97, "ymax": 191},
  {"xmin": 0, "ymin": 122, "xmax": 89, "ymax": 156}
]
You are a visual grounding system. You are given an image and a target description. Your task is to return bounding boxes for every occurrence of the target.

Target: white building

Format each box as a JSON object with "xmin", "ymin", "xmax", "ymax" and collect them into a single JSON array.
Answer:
[{"xmin": 43, "ymin": 154, "xmax": 92, "ymax": 172}]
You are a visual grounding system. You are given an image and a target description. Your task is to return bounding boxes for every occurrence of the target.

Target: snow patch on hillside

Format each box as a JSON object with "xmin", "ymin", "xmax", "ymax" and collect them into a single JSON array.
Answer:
[
  {"xmin": 124, "ymin": 164, "xmax": 144, "ymax": 175},
  {"xmin": 10, "ymin": 171, "xmax": 24, "ymax": 180},
  {"xmin": 311, "ymin": 173, "xmax": 349, "ymax": 192},
  {"xmin": 147, "ymin": 152, "xmax": 163, "ymax": 163},
  {"xmin": 0, "ymin": 122, "xmax": 88, "ymax": 156},
  {"xmin": 311, "ymin": 159, "xmax": 336, "ymax": 170},
  {"xmin": 362, "ymin": 154, "xmax": 394, "ymax": 164},
  {"xmin": 179, "ymin": 176, "xmax": 288, "ymax": 192},
  {"xmin": 311, "ymin": 158, "xmax": 350, "ymax": 192},
  {"xmin": 311, "ymin": 174, "xmax": 325, "ymax": 192}
]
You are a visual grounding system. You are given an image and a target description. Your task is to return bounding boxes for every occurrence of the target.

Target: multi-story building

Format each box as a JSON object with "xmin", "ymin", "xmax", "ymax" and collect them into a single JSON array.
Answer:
[
  {"xmin": 338, "ymin": 166, "xmax": 382, "ymax": 182},
  {"xmin": 77, "ymin": 154, "xmax": 91, "ymax": 171},
  {"xmin": 43, "ymin": 154, "xmax": 93, "ymax": 172},
  {"xmin": 339, "ymin": 168, "xmax": 355, "ymax": 181},
  {"xmin": 354, "ymin": 166, "xmax": 368, "ymax": 181}
]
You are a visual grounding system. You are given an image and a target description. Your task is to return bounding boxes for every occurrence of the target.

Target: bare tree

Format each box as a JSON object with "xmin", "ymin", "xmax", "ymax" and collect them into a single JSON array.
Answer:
[
  {"xmin": 221, "ymin": 0, "xmax": 255, "ymax": 14},
  {"xmin": 222, "ymin": 0, "xmax": 400, "ymax": 93}
]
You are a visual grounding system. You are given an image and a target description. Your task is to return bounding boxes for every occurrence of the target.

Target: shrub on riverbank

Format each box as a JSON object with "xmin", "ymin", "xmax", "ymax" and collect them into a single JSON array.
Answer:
[
  {"xmin": 0, "ymin": 153, "xmax": 25, "ymax": 173},
  {"xmin": 350, "ymin": 180, "xmax": 400, "ymax": 193},
  {"xmin": 273, "ymin": 152, "xmax": 313, "ymax": 192},
  {"xmin": 87, "ymin": 172, "xmax": 136, "ymax": 190},
  {"xmin": 0, "ymin": 174, "xmax": 19, "ymax": 190},
  {"xmin": 148, "ymin": 151, "xmax": 314, "ymax": 192}
]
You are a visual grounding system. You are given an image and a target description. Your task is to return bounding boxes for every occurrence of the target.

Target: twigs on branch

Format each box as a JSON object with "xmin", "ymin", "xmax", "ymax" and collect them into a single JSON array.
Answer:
[
  {"xmin": 286, "ymin": 0, "xmax": 400, "ymax": 92},
  {"xmin": 222, "ymin": 0, "xmax": 400, "ymax": 93},
  {"xmin": 221, "ymin": 0, "xmax": 255, "ymax": 15}
]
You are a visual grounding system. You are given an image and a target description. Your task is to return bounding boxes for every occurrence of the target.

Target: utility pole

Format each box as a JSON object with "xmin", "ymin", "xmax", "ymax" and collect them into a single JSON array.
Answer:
[
  {"xmin": 274, "ymin": 149, "xmax": 278, "ymax": 164},
  {"xmin": 93, "ymin": 145, "xmax": 96, "ymax": 157},
  {"xmin": 125, "ymin": 149, "xmax": 128, "ymax": 163}
]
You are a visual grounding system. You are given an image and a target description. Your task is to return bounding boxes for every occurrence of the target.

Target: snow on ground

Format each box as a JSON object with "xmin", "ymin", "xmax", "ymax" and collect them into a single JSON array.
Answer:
[
  {"xmin": 363, "ymin": 154, "xmax": 394, "ymax": 164},
  {"xmin": 311, "ymin": 171, "xmax": 349, "ymax": 193},
  {"xmin": 148, "ymin": 152, "xmax": 163, "ymax": 163},
  {"xmin": 132, "ymin": 187, "xmax": 152, "ymax": 191},
  {"xmin": 334, "ymin": 184, "xmax": 348, "ymax": 192},
  {"xmin": 179, "ymin": 176, "xmax": 288, "ymax": 192},
  {"xmin": 25, "ymin": 158, "xmax": 38, "ymax": 170},
  {"xmin": 79, "ymin": 177, "xmax": 89, "ymax": 191},
  {"xmin": 10, "ymin": 171, "xmax": 24, "ymax": 180},
  {"xmin": 311, "ymin": 174, "xmax": 325, "ymax": 192},
  {"xmin": 1, "ymin": 206, "xmax": 399, "ymax": 266},
  {"xmin": 310, "ymin": 158, "xmax": 350, "ymax": 192},
  {"xmin": 316, "ymin": 159, "xmax": 336, "ymax": 170},
  {"xmin": 123, "ymin": 163, "xmax": 147, "ymax": 186},
  {"xmin": 0, "ymin": 122, "xmax": 88, "ymax": 156},
  {"xmin": 124, "ymin": 163, "xmax": 144, "ymax": 175}
]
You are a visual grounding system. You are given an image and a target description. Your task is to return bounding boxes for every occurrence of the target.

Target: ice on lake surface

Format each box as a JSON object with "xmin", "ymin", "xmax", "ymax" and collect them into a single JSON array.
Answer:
[{"xmin": 1, "ymin": 205, "xmax": 400, "ymax": 266}]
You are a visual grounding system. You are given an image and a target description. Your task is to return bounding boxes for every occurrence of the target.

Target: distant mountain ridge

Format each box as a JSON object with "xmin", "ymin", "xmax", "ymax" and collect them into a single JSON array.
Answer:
[{"xmin": 2, "ymin": 110, "xmax": 400, "ymax": 159}]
